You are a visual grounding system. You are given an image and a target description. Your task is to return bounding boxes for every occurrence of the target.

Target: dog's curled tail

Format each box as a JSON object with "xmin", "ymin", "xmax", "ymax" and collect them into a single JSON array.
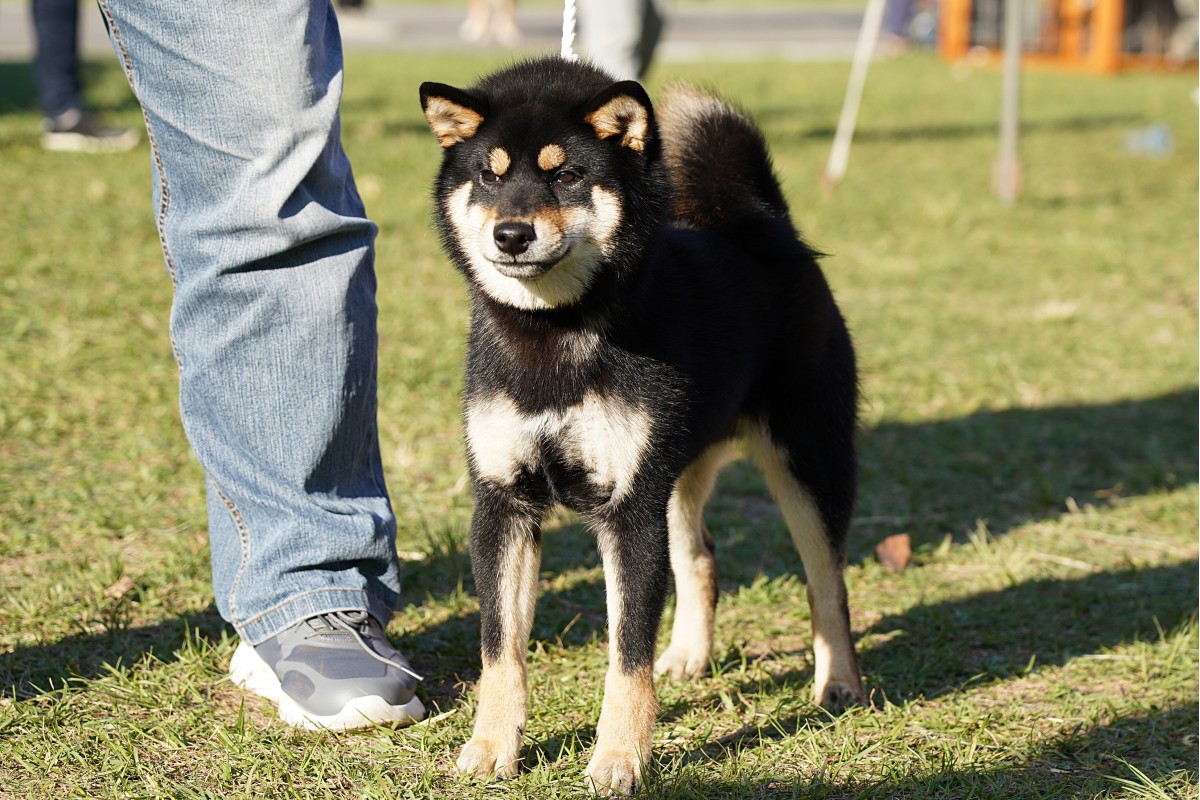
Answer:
[{"xmin": 656, "ymin": 84, "xmax": 790, "ymax": 228}]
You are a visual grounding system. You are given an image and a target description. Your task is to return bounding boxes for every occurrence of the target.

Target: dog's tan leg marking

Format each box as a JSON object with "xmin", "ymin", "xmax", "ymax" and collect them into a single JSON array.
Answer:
[
  {"xmin": 746, "ymin": 426, "xmax": 865, "ymax": 712},
  {"xmin": 655, "ymin": 443, "xmax": 737, "ymax": 680},
  {"xmin": 586, "ymin": 530, "xmax": 658, "ymax": 795},
  {"xmin": 587, "ymin": 664, "xmax": 657, "ymax": 796},
  {"xmin": 457, "ymin": 530, "xmax": 542, "ymax": 779}
]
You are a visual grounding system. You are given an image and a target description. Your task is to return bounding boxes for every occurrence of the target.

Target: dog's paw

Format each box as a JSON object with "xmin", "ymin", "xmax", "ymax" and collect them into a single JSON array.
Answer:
[
  {"xmin": 817, "ymin": 679, "xmax": 866, "ymax": 715},
  {"xmin": 456, "ymin": 736, "xmax": 522, "ymax": 780},
  {"xmin": 653, "ymin": 645, "xmax": 709, "ymax": 681},
  {"xmin": 585, "ymin": 744, "xmax": 645, "ymax": 796}
]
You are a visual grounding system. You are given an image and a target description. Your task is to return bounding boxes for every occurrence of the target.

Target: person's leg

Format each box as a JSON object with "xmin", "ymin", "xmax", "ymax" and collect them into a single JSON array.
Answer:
[
  {"xmin": 579, "ymin": 0, "xmax": 663, "ymax": 80},
  {"xmin": 97, "ymin": 0, "xmax": 421, "ymax": 728},
  {"xmin": 95, "ymin": 0, "xmax": 401, "ymax": 645},
  {"xmin": 30, "ymin": 0, "xmax": 82, "ymax": 118},
  {"xmin": 883, "ymin": 0, "xmax": 916, "ymax": 41},
  {"xmin": 32, "ymin": 0, "xmax": 139, "ymax": 152},
  {"xmin": 633, "ymin": 0, "xmax": 665, "ymax": 78}
]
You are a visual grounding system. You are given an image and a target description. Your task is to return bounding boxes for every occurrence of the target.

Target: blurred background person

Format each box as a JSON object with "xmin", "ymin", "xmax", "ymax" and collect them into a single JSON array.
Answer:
[
  {"xmin": 32, "ymin": 0, "xmax": 137, "ymax": 152},
  {"xmin": 1167, "ymin": 0, "xmax": 1199, "ymax": 66},
  {"xmin": 460, "ymin": 0, "xmax": 521, "ymax": 46},
  {"xmin": 882, "ymin": 0, "xmax": 915, "ymax": 54},
  {"xmin": 579, "ymin": 0, "xmax": 663, "ymax": 80}
]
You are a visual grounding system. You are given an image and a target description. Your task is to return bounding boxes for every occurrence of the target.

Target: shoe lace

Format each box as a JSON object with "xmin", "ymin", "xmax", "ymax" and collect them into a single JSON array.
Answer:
[{"xmin": 312, "ymin": 610, "xmax": 424, "ymax": 682}]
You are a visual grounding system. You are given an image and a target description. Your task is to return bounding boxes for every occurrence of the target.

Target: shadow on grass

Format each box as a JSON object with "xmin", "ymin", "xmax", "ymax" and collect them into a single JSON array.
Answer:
[
  {"xmin": 758, "ymin": 110, "xmax": 1146, "ymax": 145},
  {"xmin": 641, "ymin": 705, "xmax": 1196, "ymax": 799},
  {"xmin": 410, "ymin": 390, "xmax": 1197, "ymax": 595},
  {"xmin": 408, "ymin": 558, "xmax": 1196, "ymax": 777},
  {"xmin": 709, "ymin": 388, "xmax": 1197, "ymax": 581},
  {"xmin": 637, "ymin": 565, "xmax": 1197, "ymax": 796},
  {"xmin": 402, "ymin": 390, "xmax": 1197, "ymax": 777},
  {"xmin": 0, "ymin": 606, "xmax": 227, "ymax": 700},
  {"xmin": 643, "ymin": 562, "xmax": 1196, "ymax": 754},
  {"xmin": 856, "ymin": 387, "xmax": 1197, "ymax": 548},
  {"xmin": 863, "ymin": 560, "xmax": 1198, "ymax": 700},
  {"xmin": 399, "ymin": 390, "xmax": 1197, "ymax": 696},
  {"xmin": 3, "ymin": 391, "xmax": 1194, "ymax": 791}
]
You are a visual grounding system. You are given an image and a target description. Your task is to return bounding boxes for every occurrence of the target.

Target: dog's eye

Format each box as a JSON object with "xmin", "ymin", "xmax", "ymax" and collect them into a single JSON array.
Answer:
[
  {"xmin": 479, "ymin": 170, "xmax": 500, "ymax": 184},
  {"xmin": 553, "ymin": 169, "xmax": 580, "ymax": 185}
]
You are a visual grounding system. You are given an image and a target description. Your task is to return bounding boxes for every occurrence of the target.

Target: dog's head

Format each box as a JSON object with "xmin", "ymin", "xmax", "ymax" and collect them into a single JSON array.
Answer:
[{"xmin": 420, "ymin": 58, "xmax": 665, "ymax": 312}]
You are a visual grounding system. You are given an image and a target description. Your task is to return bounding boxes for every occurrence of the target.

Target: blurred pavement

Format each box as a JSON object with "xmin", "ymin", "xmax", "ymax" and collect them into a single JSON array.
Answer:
[{"xmin": 0, "ymin": 3, "xmax": 863, "ymax": 63}]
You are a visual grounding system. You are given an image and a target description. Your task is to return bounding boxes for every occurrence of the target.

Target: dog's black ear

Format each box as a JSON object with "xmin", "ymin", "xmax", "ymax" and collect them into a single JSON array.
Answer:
[
  {"xmin": 583, "ymin": 80, "xmax": 653, "ymax": 153},
  {"xmin": 420, "ymin": 82, "xmax": 490, "ymax": 148}
]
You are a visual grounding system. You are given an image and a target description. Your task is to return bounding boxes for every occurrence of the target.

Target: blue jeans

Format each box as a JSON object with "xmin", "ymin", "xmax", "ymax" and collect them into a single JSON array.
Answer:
[
  {"xmin": 31, "ymin": 0, "xmax": 83, "ymax": 117},
  {"xmin": 96, "ymin": 0, "xmax": 402, "ymax": 644}
]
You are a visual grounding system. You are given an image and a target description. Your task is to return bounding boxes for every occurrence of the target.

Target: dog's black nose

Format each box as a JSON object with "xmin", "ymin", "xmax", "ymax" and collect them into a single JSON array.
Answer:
[{"xmin": 493, "ymin": 221, "xmax": 536, "ymax": 256}]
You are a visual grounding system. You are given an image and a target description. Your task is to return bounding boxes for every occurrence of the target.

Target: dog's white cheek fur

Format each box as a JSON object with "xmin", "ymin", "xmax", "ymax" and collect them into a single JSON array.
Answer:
[{"xmin": 445, "ymin": 183, "xmax": 623, "ymax": 311}]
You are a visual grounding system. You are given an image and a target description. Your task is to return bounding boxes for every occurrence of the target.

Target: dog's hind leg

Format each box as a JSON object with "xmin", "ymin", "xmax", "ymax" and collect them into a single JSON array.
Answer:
[
  {"xmin": 457, "ymin": 488, "xmax": 545, "ymax": 780},
  {"xmin": 654, "ymin": 443, "xmax": 737, "ymax": 680},
  {"xmin": 746, "ymin": 423, "xmax": 865, "ymax": 713},
  {"xmin": 586, "ymin": 515, "xmax": 671, "ymax": 795}
]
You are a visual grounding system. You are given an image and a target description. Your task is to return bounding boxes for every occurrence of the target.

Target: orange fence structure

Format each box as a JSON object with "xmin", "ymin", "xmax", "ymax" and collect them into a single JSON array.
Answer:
[{"xmin": 939, "ymin": 0, "xmax": 1184, "ymax": 73}]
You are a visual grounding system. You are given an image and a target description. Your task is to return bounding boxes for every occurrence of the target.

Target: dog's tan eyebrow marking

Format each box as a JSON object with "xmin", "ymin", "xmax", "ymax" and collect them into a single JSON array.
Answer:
[
  {"xmin": 489, "ymin": 147, "xmax": 511, "ymax": 176},
  {"xmin": 537, "ymin": 144, "xmax": 567, "ymax": 172}
]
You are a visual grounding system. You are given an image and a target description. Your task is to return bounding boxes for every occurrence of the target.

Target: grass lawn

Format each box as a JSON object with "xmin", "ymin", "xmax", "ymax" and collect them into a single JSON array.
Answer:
[{"xmin": 0, "ymin": 48, "xmax": 1196, "ymax": 799}]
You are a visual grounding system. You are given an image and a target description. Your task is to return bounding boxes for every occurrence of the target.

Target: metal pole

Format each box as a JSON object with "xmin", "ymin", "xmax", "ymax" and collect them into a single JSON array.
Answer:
[
  {"xmin": 995, "ymin": 0, "xmax": 1023, "ymax": 204},
  {"xmin": 823, "ymin": 0, "xmax": 888, "ymax": 187}
]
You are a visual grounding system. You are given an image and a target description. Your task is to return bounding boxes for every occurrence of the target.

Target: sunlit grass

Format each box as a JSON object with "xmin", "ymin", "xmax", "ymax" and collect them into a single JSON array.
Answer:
[{"xmin": 1, "ymin": 51, "xmax": 1196, "ymax": 798}]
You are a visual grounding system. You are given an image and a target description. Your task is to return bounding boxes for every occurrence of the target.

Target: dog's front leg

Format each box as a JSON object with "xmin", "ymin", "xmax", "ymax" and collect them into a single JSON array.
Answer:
[
  {"xmin": 457, "ymin": 488, "xmax": 544, "ymax": 780},
  {"xmin": 586, "ymin": 516, "xmax": 670, "ymax": 795}
]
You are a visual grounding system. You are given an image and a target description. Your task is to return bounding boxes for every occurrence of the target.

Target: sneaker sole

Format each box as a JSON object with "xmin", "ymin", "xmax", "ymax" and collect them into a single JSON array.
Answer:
[
  {"xmin": 41, "ymin": 131, "xmax": 140, "ymax": 154},
  {"xmin": 229, "ymin": 640, "xmax": 426, "ymax": 731}
]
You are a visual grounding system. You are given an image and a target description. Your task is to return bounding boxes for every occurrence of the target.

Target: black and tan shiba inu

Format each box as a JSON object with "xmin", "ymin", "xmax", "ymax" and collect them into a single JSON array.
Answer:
[{"xmin": 419, "ymin": 56, "xmax": 865, "ymax": 794}]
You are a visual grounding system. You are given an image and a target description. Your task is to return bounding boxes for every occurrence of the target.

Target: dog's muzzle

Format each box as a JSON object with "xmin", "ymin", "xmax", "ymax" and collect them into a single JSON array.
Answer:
[
  {"xmin": 490, "ymin": 220, "xmax": 557, "ymax": 278},
  {"xmin": 493, "ymin": 221, "xmax": 536, "ymax": 256}
]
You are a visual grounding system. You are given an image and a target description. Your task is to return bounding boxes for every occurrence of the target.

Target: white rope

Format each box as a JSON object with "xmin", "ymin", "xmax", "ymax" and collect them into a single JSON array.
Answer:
[{"xmin": 561, "ymin": 0, "xmax": 580, "ymax": 61}]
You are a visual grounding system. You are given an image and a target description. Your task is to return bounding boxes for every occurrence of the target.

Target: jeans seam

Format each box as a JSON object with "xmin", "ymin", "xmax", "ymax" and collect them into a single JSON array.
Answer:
[
  {"xmin": 94, "ymin": 0, "xmax": 183, "ymax": 367},
  {"xmin": 211, "ymin": 480, "xmax": 253, "ymax": 630}
]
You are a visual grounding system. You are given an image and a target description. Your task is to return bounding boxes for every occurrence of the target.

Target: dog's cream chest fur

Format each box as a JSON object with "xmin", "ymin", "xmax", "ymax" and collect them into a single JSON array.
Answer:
[{"xmin": 466, "ymin": 391, "xmax": 652, "ymax": 504}]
